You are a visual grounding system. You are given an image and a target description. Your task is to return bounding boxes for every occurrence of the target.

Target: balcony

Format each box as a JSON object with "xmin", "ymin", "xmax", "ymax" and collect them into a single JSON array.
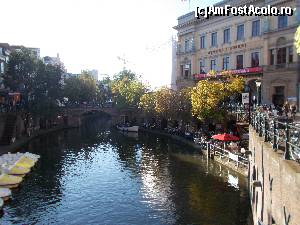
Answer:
[
  {"xmin": 176, "ymin": 48, "xmax": 196, "ymax": 56},
  {"xmin": 264, "ymin": 63, "xmax": 299, "ymax": 72},
  {"xmin": 263, "ymin": 24, "xmax": 298, "ymax": 35}
]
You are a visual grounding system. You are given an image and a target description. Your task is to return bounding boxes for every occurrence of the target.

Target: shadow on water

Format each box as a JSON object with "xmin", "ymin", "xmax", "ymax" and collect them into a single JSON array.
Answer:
[{"xmin": 0, "ymin": 117, "xmax": 252, "ymax": 225}]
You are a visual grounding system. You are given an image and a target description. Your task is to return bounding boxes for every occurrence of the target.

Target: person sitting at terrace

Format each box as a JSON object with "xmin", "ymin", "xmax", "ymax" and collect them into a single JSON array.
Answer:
[
  {"xmin": 228, "ymin": 142, "xmax": 239, "ymax": 152},
  {"xmin": 291, "ymin": 104, "xmax": 297, "ymax": 120},
  {"xmin": 283, "ymin": 101, "xmax": 290, "ymax": 118}
]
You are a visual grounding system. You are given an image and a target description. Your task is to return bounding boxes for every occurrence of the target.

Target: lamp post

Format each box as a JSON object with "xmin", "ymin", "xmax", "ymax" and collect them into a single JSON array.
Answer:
[
  {"xmin": 255, "ymin": 80, "xmax": 262, "ymax": 106},
  {"xmin": 244, "ymin": 84, "xmax": 251, "ymax": 124}
]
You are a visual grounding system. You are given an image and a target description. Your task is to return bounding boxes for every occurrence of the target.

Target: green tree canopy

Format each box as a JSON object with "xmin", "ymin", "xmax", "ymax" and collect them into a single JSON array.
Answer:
[
  {"xmin": 3, "ymin": 48, "xmax": 37, "ymax": 92},
  {"xmin": 97, "ymin": 76, "xmax": 112, "ymax": 106},
  {"xmin": 113, "ymin": 69, "xmax": 139, "ymax": 81},
  {"xmin": 111, "ymin": 70, "xmax": 147, "ymax": 110},
  {"xmin": 64, "ymin": 72, "xmax": 98, "ymax": 104},
  {"xmin": 29, "ymin": 62, "xmax": 64, "ymax": 118}
]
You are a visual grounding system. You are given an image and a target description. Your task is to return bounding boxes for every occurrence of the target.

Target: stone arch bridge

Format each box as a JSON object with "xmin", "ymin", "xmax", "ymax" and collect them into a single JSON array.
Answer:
[{"xmin": 62, "ymin": 107, "xmax": 120, "ymax": 127}]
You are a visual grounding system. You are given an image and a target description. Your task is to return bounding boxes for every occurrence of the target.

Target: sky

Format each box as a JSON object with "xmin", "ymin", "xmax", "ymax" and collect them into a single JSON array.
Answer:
[{"xmin": 1, "ymin": 0, "xmax": 219, "ymax": 88}]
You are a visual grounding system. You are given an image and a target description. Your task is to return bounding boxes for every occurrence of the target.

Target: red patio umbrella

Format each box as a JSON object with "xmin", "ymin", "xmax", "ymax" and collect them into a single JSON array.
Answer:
[{"xmin": 211, "ymin": 133, "xmax": 239, "ymax": 141}]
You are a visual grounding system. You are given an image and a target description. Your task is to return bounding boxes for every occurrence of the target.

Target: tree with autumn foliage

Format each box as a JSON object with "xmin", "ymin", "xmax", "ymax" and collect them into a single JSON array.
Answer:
[
  {"xmin": 191, "ymin": 76, "xmax": 244, "ymax": 122},
  {"xmin": 139, "ymin": 92, "xmax": 156, "ymax": 117},
  {"xmin": 139, "ymin": 87, "xmax": 192, "ymax": 123},
  {"xmin": 173, "ymin": 87, "xmax": 192, "ymax": 122},
  {"xmin": 296, "ymin": 26, "xmax": 300, "ymax": 54},
  {"xmin": 153, "ymin": 87, "xmax": 174, "ymax": 119}
]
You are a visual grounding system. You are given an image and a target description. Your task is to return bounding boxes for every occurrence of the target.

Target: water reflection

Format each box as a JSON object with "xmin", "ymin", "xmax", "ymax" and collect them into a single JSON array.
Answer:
[{"xmin": 0, "ymin": 118, "xmax": 251, "ymax": 225}]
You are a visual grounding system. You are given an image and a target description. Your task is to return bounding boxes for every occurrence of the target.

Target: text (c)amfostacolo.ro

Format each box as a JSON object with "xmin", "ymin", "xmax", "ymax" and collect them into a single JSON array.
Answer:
[{"xmin": 196, "ymin": 5, "xmax": 296, "ymax": 19}]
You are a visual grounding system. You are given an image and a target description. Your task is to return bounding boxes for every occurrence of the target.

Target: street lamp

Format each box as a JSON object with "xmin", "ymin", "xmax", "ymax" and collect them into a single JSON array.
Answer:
[{"xmin": 255, "ymin": 80, "xmax": 262, "ymax": 106}]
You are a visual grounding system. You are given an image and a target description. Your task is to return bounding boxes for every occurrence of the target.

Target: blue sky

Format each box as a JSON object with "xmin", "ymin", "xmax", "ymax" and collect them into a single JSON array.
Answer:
[{"xmin": 1, "ymin": 0, "xmax": 219, "ymax": 88}]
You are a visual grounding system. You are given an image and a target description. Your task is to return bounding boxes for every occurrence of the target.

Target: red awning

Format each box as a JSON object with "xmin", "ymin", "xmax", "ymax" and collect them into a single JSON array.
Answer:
[
  {"xmin": 211, "ymin": 133, "xmax": 239, "ymax": 141},
  {"xmin": 194, "ymin": 67, "xmax": 263, "ymax": 79}
]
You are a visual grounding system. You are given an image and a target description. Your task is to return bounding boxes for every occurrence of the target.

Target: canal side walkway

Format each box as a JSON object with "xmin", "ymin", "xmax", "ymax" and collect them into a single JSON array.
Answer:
[
  {"xmin": 0, "ymin": 125, "xmax": 78, "ymax": 155},
  {"xmin": 141, "ymin": 128, "xmax": 248, "ymax": 177}
]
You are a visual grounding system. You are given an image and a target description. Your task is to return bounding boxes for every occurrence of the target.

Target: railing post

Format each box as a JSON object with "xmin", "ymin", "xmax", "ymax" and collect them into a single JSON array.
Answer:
[
  {"xmin": 264, "ymin": 115, "xmax": 268, "ymax": 142},
  {"xmin": 255, "ymin": 113, "xmax": 259, "ymax": 133},
  {"xmin": 284, "ymin": 122, "xmax": 291, "ymax": 160},
  {"xmin": 207, "ymin": 142, "xmax": 211, "ymax": 159},
  {"xmin": 259, "ymin": 114, "xmax": 263, "ymax": 137},
  {"xmin": 272, "ymin": 119, "xmax": 277, "ymax": 150}
]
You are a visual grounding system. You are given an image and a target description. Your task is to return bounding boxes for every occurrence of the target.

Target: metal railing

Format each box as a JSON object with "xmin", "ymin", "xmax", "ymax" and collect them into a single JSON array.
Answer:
[
  {"xmin": 250, "ymin": 111, "xmax": 300, "ymax": 163},
  {"xmin": 225, "ymin": 103, "xmax": 250, "ymax": 123},
  {"xmin": 208, "ymin": 142, "xmax": 249, "ymax": 167}
]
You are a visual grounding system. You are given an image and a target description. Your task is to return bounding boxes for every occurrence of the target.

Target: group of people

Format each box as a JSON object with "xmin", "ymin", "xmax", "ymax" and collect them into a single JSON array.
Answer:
[
  {"xmin": 283, "ymin": 101, "xmax": 297, "ymax": 120},
  {"xmin": 258, "ymin": 101, "xmax": 297, "ymax": 121}
]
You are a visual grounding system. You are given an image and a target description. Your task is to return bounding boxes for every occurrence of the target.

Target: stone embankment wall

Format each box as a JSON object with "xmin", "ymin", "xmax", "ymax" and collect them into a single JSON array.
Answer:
[
  {"xmin": 249, "ymin": 127, "xmax": 300, "ymax": 225},
  {"xmin": 0, "ymin": 115, "xmax": 6, "ymax": 138}
]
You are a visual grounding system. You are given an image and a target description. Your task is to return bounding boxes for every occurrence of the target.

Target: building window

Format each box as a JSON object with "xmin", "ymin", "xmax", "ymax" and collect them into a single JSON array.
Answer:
[
  {"xmin": 180, "ymin": 65, "xmax": 184, "ymax": 76},
  {"xmin": 252, "ymin": 20, "xmax": 260, "ymax": 37},
  {"xmin": 278, "ymin": 15, "xmax": 288, "ymax": 29},
  {"xmin": 277, "ymin": 47, "xmax": 286, "ymax": 64},
  {"xmin": 200, "ymin": 35, "xmax": 206, "ymax": 49},
  {"xmin": 236, "ymin": 55, "xmax": 243, "ymax": 69},
  {"xmin": 210, "ymin": 59, "xmax": 217, "ymax": 71},
  {"xmin": 273, "ymin": 86, "xmax": 285, "ymax": 107},
  {"xmin": 224, "ymin": 28, "xmax": 230, "ymax": 44},
  {"xmin": 211, "ymin": 32, "xmax": 217, "ymax": 47},
  {"xmin": 200, "ymin": 59, "xmax": 205, "ymax": 74},
  {"xmin": 184, "ymin": 64, "xmax": 191, "ymax": 78},
  {"xmin": 270, "ymin": 49, "xmax": 275, "ymax": 65},
  {"xmin": 237, "ymin": 24, "xmax": 244, "ymax": 41},
  {"xmin": 184, "ymin": 39, "xmax": 189, "ymax": 52},
  {"xmin": 223, "ymin": 56, "xmax": 230, "ymax": 70},
  {"xmin": 251, "ymin": 52, "xmax": 259, "ymax": 67},
  {"xmin": 288, "ymin": 46, "xmax": 293, "ymax": 63}
]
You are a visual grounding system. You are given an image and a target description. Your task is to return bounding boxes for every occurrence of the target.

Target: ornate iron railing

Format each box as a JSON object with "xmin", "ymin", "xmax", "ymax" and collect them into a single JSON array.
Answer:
[
  {"xmin": 250, "ymin": 111, "xmax": 300, "ymax": 163},
  {"xmin": 225, "ymin": 103, "xmax": 250, "ymax": 123}
]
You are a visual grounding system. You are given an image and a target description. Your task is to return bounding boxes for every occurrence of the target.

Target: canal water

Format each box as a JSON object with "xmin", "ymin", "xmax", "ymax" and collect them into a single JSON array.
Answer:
[{"xmin": 0, "ymin": 118, "xmax": 252, "ymax": 225}]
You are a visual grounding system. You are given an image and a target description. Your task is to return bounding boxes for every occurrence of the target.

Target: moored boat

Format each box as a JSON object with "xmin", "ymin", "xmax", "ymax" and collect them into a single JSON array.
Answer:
[
  {"xmin": 0, "ymin": 174, "xmax": 23, "ymax": 189},
  {"xmin": 0, "ymin": 197, "xmax": 3, "ymax": 210},
  {"xmin": 116, "ymin": 125, "xmax": 139, "ymax": 132},
  {"xmin": 0, "ymin": 188, "xmax": 12, "ymax": 201},
  {"xmin": 1, "ymin": 164, "xmax": 30, "ymax": 176},
  {"xmin": 14, "ymin": 156, "xmax": 36, "ymax": 169}
]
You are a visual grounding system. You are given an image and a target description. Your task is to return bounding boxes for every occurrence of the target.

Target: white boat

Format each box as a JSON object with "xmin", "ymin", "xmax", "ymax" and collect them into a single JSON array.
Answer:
[
  {"xmin": 0, "ymin": 198, "xmax": 3, "ymax": 209},
  {"xmin": 0, "ymin": 152, "xmax": 40, "ymax": 166},
  {"xmin": 117, "ymin": 125, "xmax": 139, "ymax": 132},
  {"xmin": 0, "ymin": 188, "xmax": 12, "ymax": 201}
]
